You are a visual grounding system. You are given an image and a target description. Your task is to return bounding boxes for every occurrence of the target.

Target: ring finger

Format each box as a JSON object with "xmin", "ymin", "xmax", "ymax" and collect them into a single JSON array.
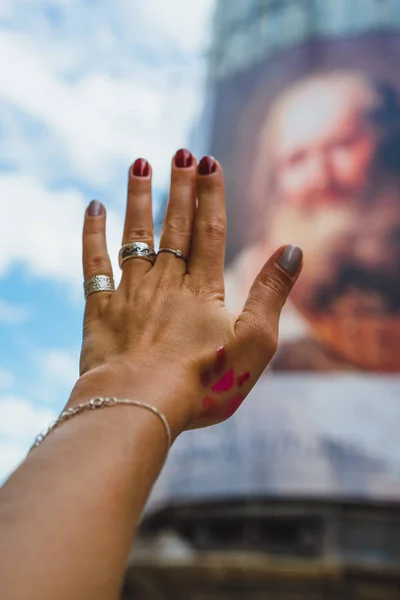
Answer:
[
  {"xmin": 154, "ymin": 149, "xmax": 196, "ymax": 276},
  {"xmin": 120, "ymin": 158, "xmax": 155, "ymax": 285}
]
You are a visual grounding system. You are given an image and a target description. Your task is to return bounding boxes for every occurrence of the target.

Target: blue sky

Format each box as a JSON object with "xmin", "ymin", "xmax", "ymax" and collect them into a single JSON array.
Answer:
[{"xmin": 0, "ymin": 0, "xmax": 215, "ymax": 478}]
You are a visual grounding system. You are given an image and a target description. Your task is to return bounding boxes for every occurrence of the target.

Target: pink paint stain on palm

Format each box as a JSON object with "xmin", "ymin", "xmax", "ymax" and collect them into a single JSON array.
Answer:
[
  {"xmin": 237, "ymin": 371, "xmax": 250, "ymax": 387},
  {"xmin": 211, "ymin": 368, "xmax": 235, "ymax": 392},
  {"xmin": 223, "ymin": 394, "xmax": 245, "ymax": 419}
]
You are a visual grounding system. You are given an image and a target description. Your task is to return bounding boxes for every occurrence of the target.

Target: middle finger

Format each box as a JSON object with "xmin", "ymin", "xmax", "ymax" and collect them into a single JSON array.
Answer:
[{"xmin": 120, "ymin": 158, "xmax": 155, "ymax": 285}]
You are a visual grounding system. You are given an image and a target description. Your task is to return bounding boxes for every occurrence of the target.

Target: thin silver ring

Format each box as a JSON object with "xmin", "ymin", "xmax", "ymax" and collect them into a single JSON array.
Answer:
[
  {"xmin": 158, "ymin": 247, "xmax": 188, "ymax": 261},
  {"xmin": 84, "ymin": 274, "xmax": 115, "ymax": 298},
  {"xmin": 119, "ymin": 242, "xmax": 157, "ymax": 268}
]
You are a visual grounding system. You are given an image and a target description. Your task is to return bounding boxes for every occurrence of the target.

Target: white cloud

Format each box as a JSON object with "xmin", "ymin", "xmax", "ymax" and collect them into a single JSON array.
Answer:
[
  {"xmin": 42, "ymin": 349, "xmax": 79, "ymax": 388},
  {"xmin": 0, "ymin": 298, "xmax": 30, "ymax": 324},
  {"xmin": 0, "ymin": 347, "xmax": 78, "ymax": 481},
  {"xmin": 0, "ymin": 396, "xmax": 57, "ymax": 479},
  {"xmin": 0, "ymin": 174, "xmax": 122, "ymax": 293},
  {"xmin": 0, "ymin": 368, "xmax": 14, "ymax": 389},
  {"xmin": 0, "ymin": 35, "xmax": 165, "ymax": 185},
  {"xmin": 34, "ymin": 348, "xmax": 80, "ymax": 404},
  {"xmin": 0, "ymin": 0, "xmax": 215, "ymax": 284},
  {"xmin": 0, "ymin": 0, "xmax": 214, "ymax": 189},
  {"xmin": 133, "ymin": 0, "xmax": 215, "ymax": 54},
  {"xmin": 0, "ymin": 396, "xmax": 55, "ymax": 438},
  {"xmin": 0, "ymin": 441, "xmax": 29, "ymax": 481}
]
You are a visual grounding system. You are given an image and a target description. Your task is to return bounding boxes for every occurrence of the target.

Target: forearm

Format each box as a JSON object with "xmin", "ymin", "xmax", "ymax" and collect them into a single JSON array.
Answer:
[{"xmin": 0, "ymin": 367, "xmax": 185, "ymax": 600}]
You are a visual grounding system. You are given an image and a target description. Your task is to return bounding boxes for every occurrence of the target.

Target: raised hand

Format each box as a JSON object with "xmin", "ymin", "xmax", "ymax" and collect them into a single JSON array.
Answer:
[{"xmin": 78, "ymin": 150, "xmax": 303, "ymax": 437}]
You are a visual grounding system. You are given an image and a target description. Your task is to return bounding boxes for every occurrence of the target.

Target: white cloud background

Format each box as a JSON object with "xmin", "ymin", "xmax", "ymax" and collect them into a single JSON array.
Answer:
[{"xmin": 0, "ymin": 0, "xmax": 215, "ymax": 480}]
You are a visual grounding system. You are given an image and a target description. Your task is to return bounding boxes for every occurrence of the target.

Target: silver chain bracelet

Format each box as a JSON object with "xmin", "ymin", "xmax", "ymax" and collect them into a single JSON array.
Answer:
[{"xmin": 30, "ymin": 397, "xmax": 172, "ymax": 452}]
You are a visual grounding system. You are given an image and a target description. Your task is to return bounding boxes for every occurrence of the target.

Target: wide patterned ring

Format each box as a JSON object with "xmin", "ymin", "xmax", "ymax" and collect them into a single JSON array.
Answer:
[
  {"xmin": 119, "ymin": 241, "xmax": 157, "ymax": 268},
  {"xmin": 84, "ymin": 274, "xmax": 115, "ymax": 298}
]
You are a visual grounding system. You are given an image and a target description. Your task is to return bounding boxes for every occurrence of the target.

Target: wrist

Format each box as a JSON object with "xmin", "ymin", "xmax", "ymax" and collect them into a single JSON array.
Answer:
[{"xmin": 67, "ymin": 361, "xmax": 194, "ymax": 441}]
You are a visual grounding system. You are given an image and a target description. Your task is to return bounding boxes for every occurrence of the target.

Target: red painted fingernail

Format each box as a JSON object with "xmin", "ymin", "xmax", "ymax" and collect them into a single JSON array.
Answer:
[
  {"xmin": 132, "ymin": 158, "xmax": 150, "ymax": 177},
  {"xmin": 198, "ymin": 156, "xmax": 217, "ymax": 175},
  {"xmin": 175, "ymin": 149, "xmax": 193, "ymax": 168}
]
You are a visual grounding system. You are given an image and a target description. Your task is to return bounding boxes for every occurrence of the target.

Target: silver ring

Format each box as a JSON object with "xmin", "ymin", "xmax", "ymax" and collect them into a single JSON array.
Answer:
[
  {"xmin": 84, "ymin": 274, "xmax": 115, "ymax": 298},
  {"xmin": 119, "ymin": 241, "xmax": 157, "ymax": 268},
  {"xmin": 158, "ymin": 247, "xmax": 188, "ymax": 261}
]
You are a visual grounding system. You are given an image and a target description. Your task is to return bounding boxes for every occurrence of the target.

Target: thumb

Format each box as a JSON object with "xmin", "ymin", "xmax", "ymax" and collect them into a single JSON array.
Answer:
[{"xmin": 235, "ymin": 244, "xmax": 303, "ymax": 361}]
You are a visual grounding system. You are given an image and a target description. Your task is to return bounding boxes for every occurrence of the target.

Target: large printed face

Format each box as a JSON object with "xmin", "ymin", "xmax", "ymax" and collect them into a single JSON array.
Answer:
[
  {"xmin": 273, "ymin": 80, "xmax": 375, "ymax": 209},
  {"xmin": 261, "ymin": 75, "xmax": 400, "ymax": 369}
]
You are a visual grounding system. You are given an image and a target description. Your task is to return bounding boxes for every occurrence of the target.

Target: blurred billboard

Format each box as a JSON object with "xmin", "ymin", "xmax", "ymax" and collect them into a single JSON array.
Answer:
[{"xmin": 148, "ymin": 0, "xmax": 400, "ymax": 511}]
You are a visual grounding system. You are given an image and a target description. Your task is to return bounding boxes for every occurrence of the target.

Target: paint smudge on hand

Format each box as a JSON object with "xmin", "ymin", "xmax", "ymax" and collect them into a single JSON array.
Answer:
[
  {"xmin": 211, "ymin": 369, "xmax": 235, "ymax": 392},
  {"xmin": 198, "ymin": 346, "xmax": 250, "ymax": 422}
]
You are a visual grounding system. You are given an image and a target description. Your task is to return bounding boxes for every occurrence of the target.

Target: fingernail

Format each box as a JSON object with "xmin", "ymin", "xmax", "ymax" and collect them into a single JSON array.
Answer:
[
  {"xmin": 198, "ymin": 156, "xmax": 217, "ymax": 176},
  {"xmin": 132, "ymin": 158, "xmax": 150, "ymax": 177},
  {"xmin": 88, "ymin": 200, "xmax": 103, "ymax": 217},
  {"xmin": 175, "ymin": 148, "xmax": 193, "ymax": 168},
  {"xmin": 277, "ymin": 245, "xmax": 303, "ymax": 276}
]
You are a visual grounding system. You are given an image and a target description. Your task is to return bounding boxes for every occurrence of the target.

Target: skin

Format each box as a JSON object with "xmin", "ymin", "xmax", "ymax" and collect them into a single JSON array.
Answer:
[{"xmin": 0, "ymin": 153, "xmax": 302, "ymax": 600}]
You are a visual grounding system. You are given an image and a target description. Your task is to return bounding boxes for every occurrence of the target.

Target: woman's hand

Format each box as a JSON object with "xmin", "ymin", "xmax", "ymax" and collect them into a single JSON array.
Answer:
[{"xmin": 75, "ymin": 151, "xmax": 303, "ymax": 438}]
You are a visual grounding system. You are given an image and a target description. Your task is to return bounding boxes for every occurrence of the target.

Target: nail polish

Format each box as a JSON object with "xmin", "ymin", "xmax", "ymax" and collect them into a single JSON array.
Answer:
[
  {"xmin": 132, "ymin": 158, "xmax": 150, "ymax": 177},
  {"xmin": 198, "ymin": 156, "xmax": 217, "ymax": 175},
  {"xmin": 88, "ymin": 200, "xmax": 103, "ymax": 217},
  {"xmin": 175, "ymin": 149, "xmax": 193, "ymax": 168},
  {"xmin": 277, "ymin": 245, "xmax": 303, "ymax": 276}
]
